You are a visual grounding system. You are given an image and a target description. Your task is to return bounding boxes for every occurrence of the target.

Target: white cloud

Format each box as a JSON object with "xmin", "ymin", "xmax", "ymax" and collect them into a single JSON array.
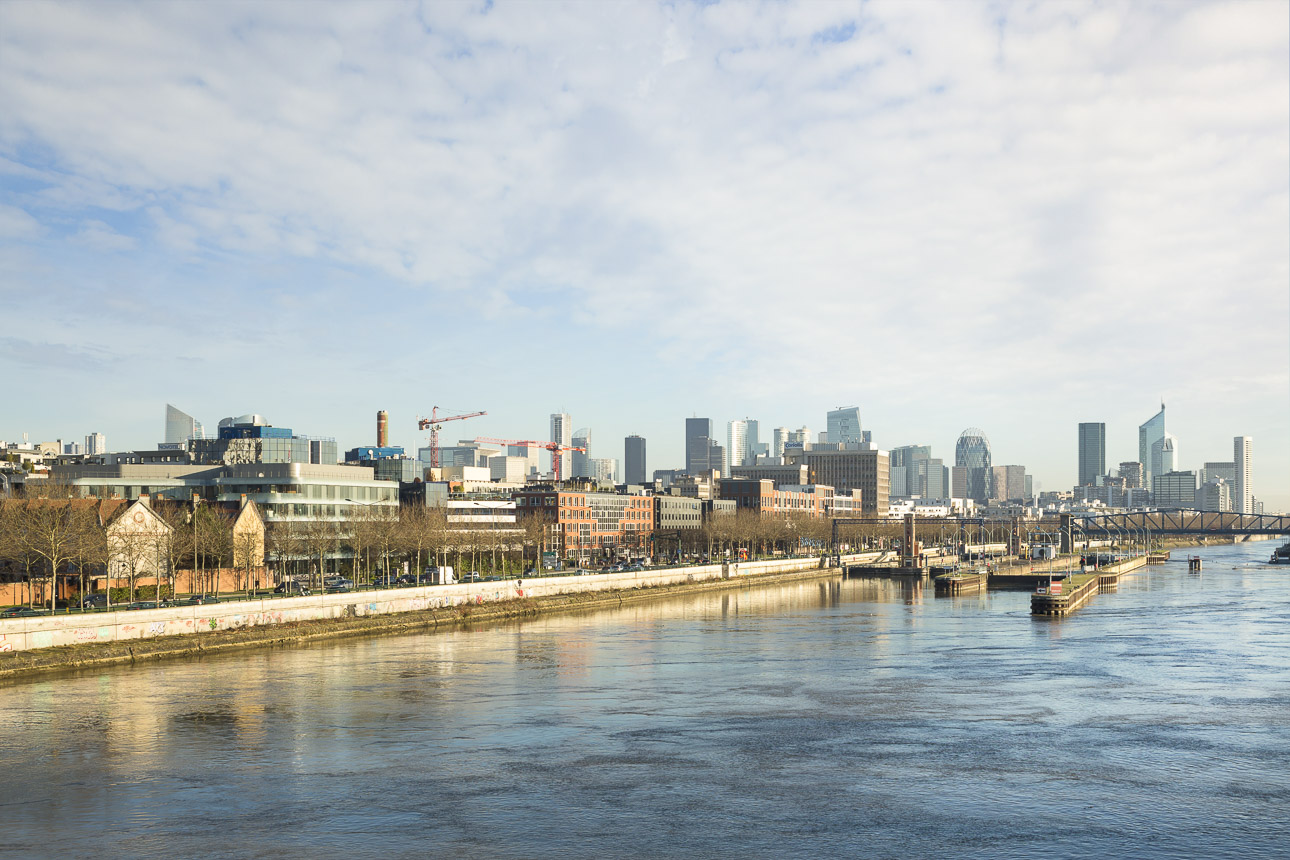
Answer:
[{"xmin": 0, "ymin": 0, "xmax": 1286, "ymax": 504}]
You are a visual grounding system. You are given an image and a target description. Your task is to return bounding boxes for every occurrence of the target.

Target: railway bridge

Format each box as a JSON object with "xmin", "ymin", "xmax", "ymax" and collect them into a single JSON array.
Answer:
[{"xmin": 1060, "ymin": 511, "xmax": 1290, "ymax": 553}]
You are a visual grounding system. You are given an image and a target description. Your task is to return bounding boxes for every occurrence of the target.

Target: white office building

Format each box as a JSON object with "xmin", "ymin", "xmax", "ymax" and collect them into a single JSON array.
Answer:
[
  {"xmin": 550, "ymin": 412, "xmax": 572, "ymax": 478},
  {"xmin": 1234, "ymin": 436, "xmax": 1253, "ymax": 514}
]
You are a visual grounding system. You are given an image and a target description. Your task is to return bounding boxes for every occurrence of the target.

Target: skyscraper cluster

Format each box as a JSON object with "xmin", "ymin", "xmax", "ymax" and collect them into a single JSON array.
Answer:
[{"xmin": 1076, "ymin": 403, "xmax": 1255, "ymax": 513}]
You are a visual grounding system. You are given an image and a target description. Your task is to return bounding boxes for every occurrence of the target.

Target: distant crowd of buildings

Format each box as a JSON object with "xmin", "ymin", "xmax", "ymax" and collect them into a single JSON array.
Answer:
[
  {"xmin": 1074, "ymin": 402, "xmax": 1259, "ymax": 515},
  {"xmin": 0, "ymin": 400, "xmax": 1264, "ymax": 565}
]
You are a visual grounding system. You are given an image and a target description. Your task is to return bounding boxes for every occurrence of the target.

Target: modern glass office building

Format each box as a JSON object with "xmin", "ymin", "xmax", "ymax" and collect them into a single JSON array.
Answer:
[
  {"xmin": 164, "ymin": 404, "xmax": 205, "ymax": 446},
  {"xmin": 1078, "ymin": 422, "xmax": 1106, "ymax": 486},
  {"xmin": 1138, "ymin": 402, "xmax": 1166, "ymax": 484},
  {"xmin": 954, "ymin": 428, "xmax": 992, "ymax": 502}
]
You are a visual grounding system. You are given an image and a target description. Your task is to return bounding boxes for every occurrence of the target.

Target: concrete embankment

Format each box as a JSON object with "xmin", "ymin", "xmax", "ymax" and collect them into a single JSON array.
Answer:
[
  {"xmin": 1030, "ymin": 555, "xmax": 1148, "ymax": 617},
  {"xmin": 0, "ymin": 554, "xmax": 874, "ymax": 680}
]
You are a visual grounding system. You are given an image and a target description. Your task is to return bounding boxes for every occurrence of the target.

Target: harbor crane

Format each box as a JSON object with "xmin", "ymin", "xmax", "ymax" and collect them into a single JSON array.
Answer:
[
  {"xmin": 472, "ymin": 436, "xmax": 586, "ymax": 483},
  {"xmin": 417, "ymin": 407, "xmax": 486, "ymax": 469}
]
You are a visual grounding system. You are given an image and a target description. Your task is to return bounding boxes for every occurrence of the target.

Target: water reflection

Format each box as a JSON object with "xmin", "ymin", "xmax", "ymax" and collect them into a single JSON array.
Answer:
[{"xmin": 1, "ymin": 543, "xmax": 1287, "ymax": 859}]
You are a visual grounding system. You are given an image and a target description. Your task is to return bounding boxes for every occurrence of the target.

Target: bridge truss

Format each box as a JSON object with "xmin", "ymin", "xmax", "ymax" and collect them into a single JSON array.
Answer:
[{"xmin": 1069, "ymin": 510, "xmax": 1290, "ymax": 537}]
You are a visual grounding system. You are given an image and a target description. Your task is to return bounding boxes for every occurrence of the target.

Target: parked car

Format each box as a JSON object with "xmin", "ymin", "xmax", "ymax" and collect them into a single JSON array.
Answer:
[
  {"xmin": 325, "ymin": 578, "xmax": 355, "ymax": 593},
  {"xmin": 394, "ymin": 573, "xmax": 417, "ymax": 586},
  {"xmin": 181, "ymin": 595, "xmax": 221, "ymax": 606},
  {"xmin": 125, "ymin": 601, "xmax": 160, "ymax": 611},
  {"xmin": 0, "ymin": 607, "xmax": 47, "ymax": 618},
  {"xmin": 274, "ymin": 582, "xmax": 311, "ymax": 596},
  {"xmin": 484, "ymin": 575, "xmax": 502, "ymax": 582},
  {"xmin": 463, "ymin": 571, "xmax": 481, "ymax": 582},
  {"xmin": 80, "ymin": 594, "xmax": 109, "ymax": 609}
]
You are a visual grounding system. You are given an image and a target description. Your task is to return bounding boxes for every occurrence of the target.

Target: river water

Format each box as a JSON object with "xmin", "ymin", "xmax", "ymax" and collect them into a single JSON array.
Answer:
[{"xmin": 1, "ymin": 541, "xmax": 1287, "ymax": 859}]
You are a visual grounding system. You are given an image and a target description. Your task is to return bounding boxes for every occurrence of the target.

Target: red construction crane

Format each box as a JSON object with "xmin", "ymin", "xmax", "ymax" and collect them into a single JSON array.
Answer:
[
  {"xmin": 473, "ymin": 437, "xmax": 586, "ymax": 483},
  {"xmin": 417, "ymin": 407, "xmax": 487, "ymax": 469}
]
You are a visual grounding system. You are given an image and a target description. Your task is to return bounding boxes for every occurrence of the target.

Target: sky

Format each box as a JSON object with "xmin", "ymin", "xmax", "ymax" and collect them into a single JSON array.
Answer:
[{"xmin": 1, "ymin": 0, "xmax": 1287, "ymax": 508}]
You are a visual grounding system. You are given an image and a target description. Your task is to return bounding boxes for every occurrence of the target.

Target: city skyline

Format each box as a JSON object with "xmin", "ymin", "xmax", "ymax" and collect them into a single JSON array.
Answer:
[{"xmin": 0, "ymin": 2, "xmax": 1286, "ymax": 507}]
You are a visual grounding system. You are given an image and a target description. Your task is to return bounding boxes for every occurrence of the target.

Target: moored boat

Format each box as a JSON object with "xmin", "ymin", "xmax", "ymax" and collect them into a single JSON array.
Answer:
[{"xmin": 1269, "ymin": 543, "xmax": 1290, "ymax": 564}]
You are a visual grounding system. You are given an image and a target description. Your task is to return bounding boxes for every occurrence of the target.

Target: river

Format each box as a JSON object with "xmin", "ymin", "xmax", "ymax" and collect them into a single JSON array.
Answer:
[{"xmin": 1, "ymin": 540, "xmax": 1287, "ymax": 859}]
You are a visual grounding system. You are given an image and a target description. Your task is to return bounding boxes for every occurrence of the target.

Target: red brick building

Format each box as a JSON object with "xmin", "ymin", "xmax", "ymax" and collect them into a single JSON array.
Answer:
[{"xmin": 514, "ymin": 488, "xmax": 654, "ymax": 564}]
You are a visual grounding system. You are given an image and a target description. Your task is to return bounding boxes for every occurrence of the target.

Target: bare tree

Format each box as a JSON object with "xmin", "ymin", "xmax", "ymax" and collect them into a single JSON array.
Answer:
[
  {"xmin": 268, "ymin": 518, "xmax": 306, "ymax": 589},
  {"xmin": 195, "ymin": 505, "xmax": 233, "ymax": 595},
  {"xmin": 14, "ymin": 485, "xmax": 84, "ymax": 611}
]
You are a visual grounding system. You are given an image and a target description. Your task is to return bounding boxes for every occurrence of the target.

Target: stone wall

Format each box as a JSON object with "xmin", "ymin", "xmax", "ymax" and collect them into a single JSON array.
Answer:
[{"xmin": 0, "ymin": 555, "xmax": 864, "ymax": 654}]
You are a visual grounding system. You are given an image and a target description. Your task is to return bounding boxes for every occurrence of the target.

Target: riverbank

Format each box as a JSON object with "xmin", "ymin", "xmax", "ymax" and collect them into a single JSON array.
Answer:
[{"xmin": 0, "ymin": 564, "xmax": 842, "ymax": 682}]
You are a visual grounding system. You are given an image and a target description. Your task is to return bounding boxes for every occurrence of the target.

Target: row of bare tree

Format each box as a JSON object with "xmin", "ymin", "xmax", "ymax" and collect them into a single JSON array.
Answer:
[{"xmin": 0, "ymin": 495, "xmax": 256, "ymax": 609}]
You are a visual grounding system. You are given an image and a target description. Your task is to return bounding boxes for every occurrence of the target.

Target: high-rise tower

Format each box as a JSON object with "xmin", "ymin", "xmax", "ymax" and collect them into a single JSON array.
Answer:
[
  {"xmin": 624, "ymin": 435, "xmax": 646, "ymax": 485},
  {"xmin": 955, "ymin": 428, "xmax": 992, "ymax": 502},
  {"xmin": 1138, "ymin": 401, "xmax": 1166, "ymax": 485},
  {"xmin": 1078, "ymin": 422, "xmax": 1106, "ymax": 487},
  {"xmin": 1234, "ymin": 436, "xmax": 1253, "ymax": 514},
  {"xmin": 550, "ymin": 413, "xmax": 572, "ymax": 478},
  {"xmin": 727, "ymin": 420, "xmax": 749, "ymax": 471},
  {"xmin": 685, "ymin": 417, "xmax": 713, "ymax": 474},
  {"xmin": 827, "ymin": 407, "xmax": 862, "ymax": 445}
]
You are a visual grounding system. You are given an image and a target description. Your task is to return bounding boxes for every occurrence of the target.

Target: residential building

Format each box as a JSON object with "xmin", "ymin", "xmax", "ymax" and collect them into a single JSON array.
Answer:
[
  {"xmin": 1152, "ymin": 470, "xmax": 1197, "ymax": 509},
  {"xmin": 1138, "ymin": 402, "xmax": 1166, "ymax": 485},
  {"xmin": 624, "ymin": 435, "xmax": 647, "ymax": 485},
  {"xmin": 1234, "ymin": 436, "xmax": 1253, "ymax": 514},
  {"xmin": 1078, "ymin": 422, "xmax": 1106, "ymax": 486},
  {"xmin": 85, "ymin": 432, "xmax": 107, "ymax": 457},
  {"xmin": 826, "ymin": 407, "xmax": 862, "ymax": 445}
]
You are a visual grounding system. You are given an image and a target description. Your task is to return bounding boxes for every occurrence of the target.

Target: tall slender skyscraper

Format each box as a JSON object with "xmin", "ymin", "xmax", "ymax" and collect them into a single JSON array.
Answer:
[
  {"xmin": 84, "ymin": 432, "xmax": 106, "ymax": 456},
  {"xmin": 1138, "ymin": 401, "xmax": 1166, "ymax": 485},
  {"xmin": 572, "ymin": 427, "xmax": 592, "ymax": 478},
  {"xmin": 1078, "ymin": 422, "xmax": 1106, "ymax": 486},
  {"xmin": 727, "ymin": 420, "xmax": 749, "ymax": 471},
  {"xmin": 624, "ymin": 435, "xmax": 646, "ymax": 485},
  {"xmin": 685, "ymin": 417, "xmax": 713, "ymax": 474},
  {"xmin": 550, "ymin": 412, "xmax": 572, "ymax": 478},
  {"xmin": 1234, "ymin": 436, "xmax": 1253, "ymax": 514}
]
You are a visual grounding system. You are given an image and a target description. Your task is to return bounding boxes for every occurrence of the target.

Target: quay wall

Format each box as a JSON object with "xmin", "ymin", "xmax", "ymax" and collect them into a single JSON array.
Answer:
[{"xmin": 0, "ymin": 554, "xmax": 872, "ymax": 655}]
